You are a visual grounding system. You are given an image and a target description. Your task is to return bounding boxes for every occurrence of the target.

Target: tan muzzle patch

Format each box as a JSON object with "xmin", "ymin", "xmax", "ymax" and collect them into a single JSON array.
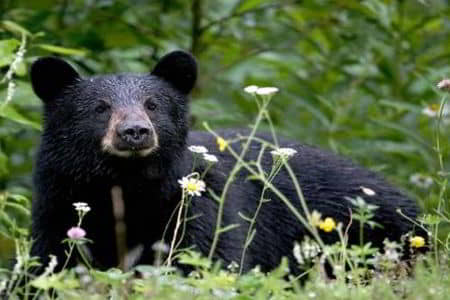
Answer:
[{"xmin": 101, "ymin": 109, "xmax": 158, "ymax": 157}]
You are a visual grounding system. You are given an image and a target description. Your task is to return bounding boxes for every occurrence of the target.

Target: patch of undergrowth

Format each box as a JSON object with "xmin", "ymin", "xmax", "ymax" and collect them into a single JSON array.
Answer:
[{"xmin": 1, "ymin": 251, "xmax": 449, "ymax": 300}]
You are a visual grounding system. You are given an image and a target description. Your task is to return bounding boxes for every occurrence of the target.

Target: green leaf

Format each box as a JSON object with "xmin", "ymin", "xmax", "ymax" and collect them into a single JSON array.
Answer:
[
  {"xmin": 419, "ymin": 214, "xmax": 441, "ymax": 226},
  {"xmin": 0, "ymin": 39, "xmax": 20, "ymax": 57},
  {"xmin": 0, "ymin": 39, "xmax": 20, "ymax": 68},
  {"xmin": 0, "ymin": 105, "xmax": 42, "ymax": 130},
  {"xmin": 1, "ymin": 20, "xmax": 32, "ymax": 36},
  {"xmin": 31, "ymin": 271, "xmax": 79, "ymax": 291},
  {"xmin": 236, "ymin": 0, "xmax": 272, "ymax": 13},
  {"xmin": 36, "ymin": 44, "xmax": 87, "ymax": 56},
  {"xmin": 178, "ymin": 250, "xmax": 211, "ymax": 269},
  {"xmin": 7, "ymin": 193, "xmax": 30, "ymax": 205}
]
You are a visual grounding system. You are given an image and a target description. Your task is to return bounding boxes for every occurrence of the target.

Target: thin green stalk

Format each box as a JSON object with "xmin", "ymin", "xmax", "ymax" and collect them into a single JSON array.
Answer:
[
  {"xmin": 167, "ymin": 189, "xmax": 187, "ymax": 266},
  {"xmin": 239, "ymin": 144, "xmax": 282, "ymax": 274},
  {"xmin": 206, "ymin": 99, "xmax": 271, "ymax": 260},
  {"xmin": 433, "ymin": 94, "xmax": 448, "ymax": 265},
  {"xmin": 61, "ymin": 243, "xmax": 75, "ymax": 270},
  {"xmin": 263, "ymin": 110, "xmax": 279, "ymax": 147}
]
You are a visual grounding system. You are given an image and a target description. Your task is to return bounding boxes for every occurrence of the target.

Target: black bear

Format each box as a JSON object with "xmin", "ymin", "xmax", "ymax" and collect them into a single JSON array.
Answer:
[{"xmin": 29, "ymin": 50, "xmax": 422, "ymax": 275}]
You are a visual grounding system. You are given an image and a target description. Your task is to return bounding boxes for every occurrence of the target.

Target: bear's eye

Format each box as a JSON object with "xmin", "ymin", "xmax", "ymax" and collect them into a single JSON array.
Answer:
[
  {"xmin": 145, "ymin": 100, "xmax": 157, "ymax": 111},
  {"xmin": 95, "ymin": 102, "xmax": 111, "ymax": 114}
]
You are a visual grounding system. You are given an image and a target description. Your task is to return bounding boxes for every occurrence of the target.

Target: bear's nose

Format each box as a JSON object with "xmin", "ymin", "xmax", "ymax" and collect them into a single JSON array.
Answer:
[{"xmin": 117, "ymin": 122, "xmax": 151, "ymax": 147}]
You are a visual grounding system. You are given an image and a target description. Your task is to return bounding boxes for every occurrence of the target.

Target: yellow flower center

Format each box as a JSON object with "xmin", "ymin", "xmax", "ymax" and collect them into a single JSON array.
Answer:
[
  {"xmin": 319, "ymin": 217, "xmax": 336, "ymax": 232},
  {"xmin": 429, "ymin": 103, "xmax": 440, "ymax": 112},
  {"xmin": 186, "ymin": 182, "xmax": 198, "ymax": 193},
  {"xmin": 410, "ymin": 236, "xmax": 425, "ymax": 248},
  {"xmin": 216, "ymin": 137, "xmax": 228, "ymax": 152}
]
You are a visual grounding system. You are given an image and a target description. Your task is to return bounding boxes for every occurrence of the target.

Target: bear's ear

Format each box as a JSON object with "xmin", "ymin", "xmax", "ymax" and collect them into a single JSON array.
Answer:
[
  {"xmin": 151, "ymin": 51, "xmax": 197, "ymax": 94},
  {"xmin": 30, "ymin": 57, "xmax": 80, "ymax": 103}
]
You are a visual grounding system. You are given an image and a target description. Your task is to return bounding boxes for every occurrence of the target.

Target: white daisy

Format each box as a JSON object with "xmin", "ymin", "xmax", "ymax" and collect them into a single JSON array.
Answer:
[
  {"xmin": 73, "ymin": 202, "xmax": 91, "ymax": 212},
  {"xmin": 409, "ymin": 173, "xmax": 433, "ymax": 189},
  {"xmin": 255, "ymin": 87, "xmax": 279, "ymax": 96},
  {"xmin": 188, "ymin": 145, "xmax": 208, "ymax": 154},
  {"xmin": 360, "ymin": 186, "xmax": 376, "ymax": 196},
  {"xmin": 203, "ymin": 153, "xmax": 218, "ymax": 163},
  {"xmin": 243, "ymin": 85, "xmax": 259, "ymax": 94},
  {"xmin": 178, "ymin": 176, "xmax": 206, "ymax": 197},
  {"xmin": 271, "ymin": 147, "xmax": 297, "ymax": 159}
]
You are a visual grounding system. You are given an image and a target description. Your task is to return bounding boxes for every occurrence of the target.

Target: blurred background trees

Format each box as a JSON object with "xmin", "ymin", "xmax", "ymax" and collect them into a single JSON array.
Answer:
[{"xmin": 0, "ymin": 0, "xmax": 449, "ymax": 263}]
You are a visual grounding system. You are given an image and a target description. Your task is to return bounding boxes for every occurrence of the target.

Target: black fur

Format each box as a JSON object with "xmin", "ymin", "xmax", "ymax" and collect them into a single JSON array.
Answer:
[{"xmin": 29, "ymin": 51, "xmax": 422, "ymax": 274}]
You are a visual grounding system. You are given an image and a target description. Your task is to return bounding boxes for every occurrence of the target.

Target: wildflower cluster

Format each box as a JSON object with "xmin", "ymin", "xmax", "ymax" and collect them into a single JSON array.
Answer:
[
  {"xmin": 40, "ymin": 255, "xmax": 58, "ymax": 277},
  {"xmin": 67, "ymin": 202, "xmax": 90, "ymax": 240},
  {"xmin": 421, "ymin": 79, "xmax": 450, "ymax": 120},
  {"xmin": 243, "ymin": 85, "xmax": 279, "ymax": 96},
  {"xmin": 369, "ymin": 239, "xmax": 402, "ymax": 271},
  {"xmin": 293, "ymin": 237, "xmax": 320, "ymax": 265},
  {"xmin": 188, "ymin": 145, "xmax": 219, "ymax": 162},
  {"xmin": 1, "ymin": 34, "xmax": 26, "ymax": 105},
  {"xmin": 309, "ymin": 210, "xmax": 337, "ymax": 233},
  {"xmin": 73, "ymin": 202, "xmax": 91, "ymax": 213},
  {"xmin": 409, "ymin": 173, "xmax": 433, "ymax": 189},
  {"xmin": 271, "ymin": 147, "xmax": 297, "ymax": 160}
]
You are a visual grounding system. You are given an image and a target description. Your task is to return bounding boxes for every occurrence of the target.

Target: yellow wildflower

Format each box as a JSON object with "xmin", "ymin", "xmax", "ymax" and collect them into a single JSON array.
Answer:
[
  {"xmin": 319, "ymin": 217, "xmax": 336, "ymax": 232},
  {"xmin": 216, "ymin": 137, "xmax": 228, "ymax": 152},
  {"xmin": 409, "ymin": 236, "xmax": 425, "ymax": 248}
]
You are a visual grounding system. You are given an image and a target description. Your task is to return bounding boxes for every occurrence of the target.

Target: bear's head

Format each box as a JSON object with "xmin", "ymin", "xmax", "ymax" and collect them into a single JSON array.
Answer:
[{"xmin": 30, "ymin": 51, "xmax": 197, "ymax": 175}]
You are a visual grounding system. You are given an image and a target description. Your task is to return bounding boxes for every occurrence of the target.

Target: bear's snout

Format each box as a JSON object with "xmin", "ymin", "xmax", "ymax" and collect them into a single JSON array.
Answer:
[
  {"xmin": 117, "ymin": 121, "xmax": 152, "ymax": 148},
  {"xmin": 101, "ymin": 109, "xmax": 159, "ymax": 157}
]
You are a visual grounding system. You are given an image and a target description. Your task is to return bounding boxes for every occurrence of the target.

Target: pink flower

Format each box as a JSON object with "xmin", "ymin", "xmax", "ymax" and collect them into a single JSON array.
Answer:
[
  {"xmin": 437, "ymin": 79, "xmax": 450, "ymax": 91},
  {"xmin": 67, "ymin": 227, "xmax": 86, "ymax": 239}
]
